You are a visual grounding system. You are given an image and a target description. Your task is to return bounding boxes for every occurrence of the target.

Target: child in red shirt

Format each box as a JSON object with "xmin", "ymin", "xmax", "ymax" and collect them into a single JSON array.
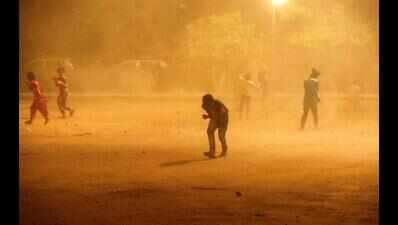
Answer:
[{"xmin": 25, "ymin": 72, "xmax": 49, "ymax": 125}]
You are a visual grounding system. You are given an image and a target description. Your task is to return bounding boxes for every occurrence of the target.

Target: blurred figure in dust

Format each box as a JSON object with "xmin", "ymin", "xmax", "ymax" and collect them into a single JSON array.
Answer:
[
  {"xmin": 202, "ymin": 94, "xmax": 229, "ymax": 158},
  {"xmin": 258, "ymin": 68, "xmax": 268, "ymax": 110},
  {"xmin": 238, "ymin": 73, "xmax": 257, "ymax": 119},
  {"xmin": 300, "ymin": 68, "xmax": 321, "ymax": 130},
  {"xmin": 53, "ymin": 67, "xmax": 74, "ymax": 118},
  {"xmin": 25, "ymin": 72, "xmax": 49, "ymax": 125},
  {"xmin": 348, "ymin": 80, "xmax": 362, "ymax": 119}
]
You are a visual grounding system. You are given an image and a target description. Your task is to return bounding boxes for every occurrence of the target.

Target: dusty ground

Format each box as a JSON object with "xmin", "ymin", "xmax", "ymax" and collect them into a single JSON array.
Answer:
[{"xmin": 19, "ymin": 95, "xmax": 378, "ymax": 225}]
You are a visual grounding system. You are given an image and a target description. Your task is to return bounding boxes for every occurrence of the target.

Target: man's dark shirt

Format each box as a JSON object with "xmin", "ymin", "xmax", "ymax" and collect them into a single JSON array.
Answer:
[
  {"xmin": 304, "ymin": 78, "xmax": 320, "ymax": 104},
  {"xmin": 202, "ymin": 99, "xmax": 229, "ymax": 127}
]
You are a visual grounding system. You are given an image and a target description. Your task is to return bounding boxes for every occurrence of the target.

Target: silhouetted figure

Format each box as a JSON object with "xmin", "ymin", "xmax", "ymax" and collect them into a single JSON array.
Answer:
[
  {"xmin": 53, "ymin": 67, "xmax": 74, "ymax": 118},
  {"xmin": 25, "ymin": 72, "xmax": 49, "ymax": 125},
  {"xmin": 300, "ymin": 68, "xmax": 320, "ymax": 130},
  {"xmin": 349, "ymin": 81, "xmax": 362, "ymax": 115},
  {"xmin": 202, "ymin": 94, "xmax": 229, "ymax": 158},
  {"xmin": 238, "ymin": 73, "xmax": 257, "ymax": 119},
  {"xmin": 258, "ymin": 69, "xmax": 268, "ymax": 110}
]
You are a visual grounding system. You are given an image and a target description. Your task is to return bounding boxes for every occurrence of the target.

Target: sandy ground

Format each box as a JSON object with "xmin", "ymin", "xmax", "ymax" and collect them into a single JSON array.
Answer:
[{"xmin": 19, "ymin": 95, "xmax": 378, "ymax": 225}]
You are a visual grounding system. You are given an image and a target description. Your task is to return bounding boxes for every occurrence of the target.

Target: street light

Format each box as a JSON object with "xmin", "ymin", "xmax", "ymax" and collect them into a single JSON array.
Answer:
[
  {"xmin": 269, "ymin": 0, "xmax": 287, "ymax": 90},
  {"xmin": 271, "ymin": 0, "xmax": 287, "ymax": 8}
]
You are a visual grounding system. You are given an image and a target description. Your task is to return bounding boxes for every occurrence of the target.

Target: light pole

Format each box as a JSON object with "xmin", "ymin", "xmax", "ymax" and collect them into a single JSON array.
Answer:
[{"xmin": 270, "ymin": 0, "xmax": 287, "ymax": 86}]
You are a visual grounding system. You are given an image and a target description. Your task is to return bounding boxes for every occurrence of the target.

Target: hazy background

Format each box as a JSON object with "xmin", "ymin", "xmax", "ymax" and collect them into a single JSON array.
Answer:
[
  {"xmin": 19, "ymin": 2, "xmax": 379, "ymax": 225},
  {"xmin": 19, "ymin": 0, "xmax": 378, "ymax": 95}
]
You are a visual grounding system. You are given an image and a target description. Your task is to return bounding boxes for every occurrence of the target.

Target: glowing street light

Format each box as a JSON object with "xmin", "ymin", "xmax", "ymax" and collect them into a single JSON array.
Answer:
[
  {"xmin": 269, "ymin": 0, "xmax": 287, "ymax": 88},
  {"xmin": 271, "ymin": 0, "xmax": 287, "ymax": 7}
]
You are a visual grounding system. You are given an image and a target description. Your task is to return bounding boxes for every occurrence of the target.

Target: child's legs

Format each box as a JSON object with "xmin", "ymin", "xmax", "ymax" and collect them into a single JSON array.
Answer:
[
  {"xmin": 62, "ymin": 94, "xmax": 73, "ymax": 111},
  {"xmin": 57, "ymin": 95, "xmax": 66, "ymax": 115},
  {"xmin": 29, "ymin": 101, "xmax": 39, "ymax": 121},
  {"xmin": 207, "ymin": 120, "xmax": 217, "ymax": 154},
  {"xmin": 301, "ymin": 103, "xmax": 310, "ymax": 129},
  {"xmin": 240, "ymin": 95, "xmax": 249, "ymax": 118},
  {"xmin": 37, "ymin": 100, "xmax": 49, "ymax": 120},
  {"xmin": 310, "ymin": 104, "xmax": 318, "ymax": 127}
]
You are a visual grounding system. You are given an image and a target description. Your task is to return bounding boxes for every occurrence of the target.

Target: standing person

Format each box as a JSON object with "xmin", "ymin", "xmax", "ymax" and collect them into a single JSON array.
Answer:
[
  {"xmin": 238, "ymin": 73, "xmax": 257, "ymax": 119},
  {"xmin": 25, "ymin": 72, "xmax": 49, "ymax": 125},
  {"xmin": 258, "ymin": 68, "xmax": 268, "ymax": 109},
  {"xmin": 53, "ymin": 67, "xmax": 74, "ymax": 118},
  {"xmin": 202, "ymin": 94, "xmax": 229, "ymax": 158},
  {"xmin": 349, "ymin": 80, "xmax": 362, "ymax": 114},
  {"xmin": 300, "ymin": 68, "xmax": 321, "ymax": 130},
  {"xmin": 346, "ymin": 80, "xmax": 362, "ymax": 122}
]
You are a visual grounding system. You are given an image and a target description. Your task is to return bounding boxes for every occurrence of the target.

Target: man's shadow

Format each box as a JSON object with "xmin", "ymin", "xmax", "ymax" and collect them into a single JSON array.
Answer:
[{"xmin": 160, "ymin": 158, "xmax": 213, "ymax": 167}]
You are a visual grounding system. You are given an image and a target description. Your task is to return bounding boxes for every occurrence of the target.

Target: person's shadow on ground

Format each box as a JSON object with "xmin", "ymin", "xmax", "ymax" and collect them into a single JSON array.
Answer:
[{"xmin": 160, "ymin": 158, "xmax": 212, "ymax": 167}]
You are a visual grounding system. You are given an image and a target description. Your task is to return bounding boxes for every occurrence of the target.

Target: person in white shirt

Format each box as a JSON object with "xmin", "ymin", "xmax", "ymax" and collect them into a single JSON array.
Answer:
[{"xmin": 238, "ymin": 73, "xmax": 258, "ymax": 119}]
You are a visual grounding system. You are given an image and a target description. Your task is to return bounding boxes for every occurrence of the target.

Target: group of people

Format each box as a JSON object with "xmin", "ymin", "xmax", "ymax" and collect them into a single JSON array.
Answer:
[
  {"xmin": 24, "ymin": 66, "xmax": 321, "ymax": 160},
  {"xmin": 201, "ymin": 68, "xmax": 321, "ymax": 159},
  {"xmin": 24, "ymin": 67, "xmax": 75, "ymax": 125}
]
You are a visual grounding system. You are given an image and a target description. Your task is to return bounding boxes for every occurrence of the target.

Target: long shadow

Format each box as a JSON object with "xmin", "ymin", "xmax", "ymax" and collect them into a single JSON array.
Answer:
[{"xmin": 160, "ymin": 158, "xmax": 212, "ymax": 167}]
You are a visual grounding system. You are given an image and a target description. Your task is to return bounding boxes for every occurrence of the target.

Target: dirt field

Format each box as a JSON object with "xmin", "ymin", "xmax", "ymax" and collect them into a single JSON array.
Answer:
[{"xmin": 19, "ymin": 95, "xmax": 378, "ymax": 225}]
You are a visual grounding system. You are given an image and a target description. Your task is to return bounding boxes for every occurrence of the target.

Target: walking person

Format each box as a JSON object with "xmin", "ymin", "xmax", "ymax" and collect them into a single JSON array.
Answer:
[
  {"xmin": 238, "ymin": 73, "xmax": 257, "ymax": 119},
  {"xmin": 300, "ymin": 68, "xmax": 321, "ymax": 130},
  {"xmin": 258, "ymin": 68, "xmax": 268, "ymax": 110}
]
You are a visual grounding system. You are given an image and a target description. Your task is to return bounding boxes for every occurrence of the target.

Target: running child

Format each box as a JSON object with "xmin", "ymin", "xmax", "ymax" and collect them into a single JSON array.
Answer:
[
  {"xmin": 25, "ymin": 72, "xmax": 49, "ymax": 125},
  {"xmin": 53, "ymin": 67, "xmax": 74, "ymax": 118}
]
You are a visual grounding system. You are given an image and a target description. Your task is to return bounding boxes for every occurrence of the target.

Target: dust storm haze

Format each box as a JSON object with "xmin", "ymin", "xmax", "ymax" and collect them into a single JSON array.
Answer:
[
  {"xmin": 20, "ymin": 0, "xmax": 378, "ymax": 94},
  {"xmin": 19, "ymin": 1, "xmax": 379, "ymax": 225}
]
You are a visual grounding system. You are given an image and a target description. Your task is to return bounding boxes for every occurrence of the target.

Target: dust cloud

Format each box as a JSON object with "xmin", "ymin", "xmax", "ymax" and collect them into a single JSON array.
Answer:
[
  {"xmin": 19, "ymin": 1, "xmax": 379, "ymax": 225},
  {"xmin": 20, "ymin": 0, "xmax": 378, "ymax": 95}
]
